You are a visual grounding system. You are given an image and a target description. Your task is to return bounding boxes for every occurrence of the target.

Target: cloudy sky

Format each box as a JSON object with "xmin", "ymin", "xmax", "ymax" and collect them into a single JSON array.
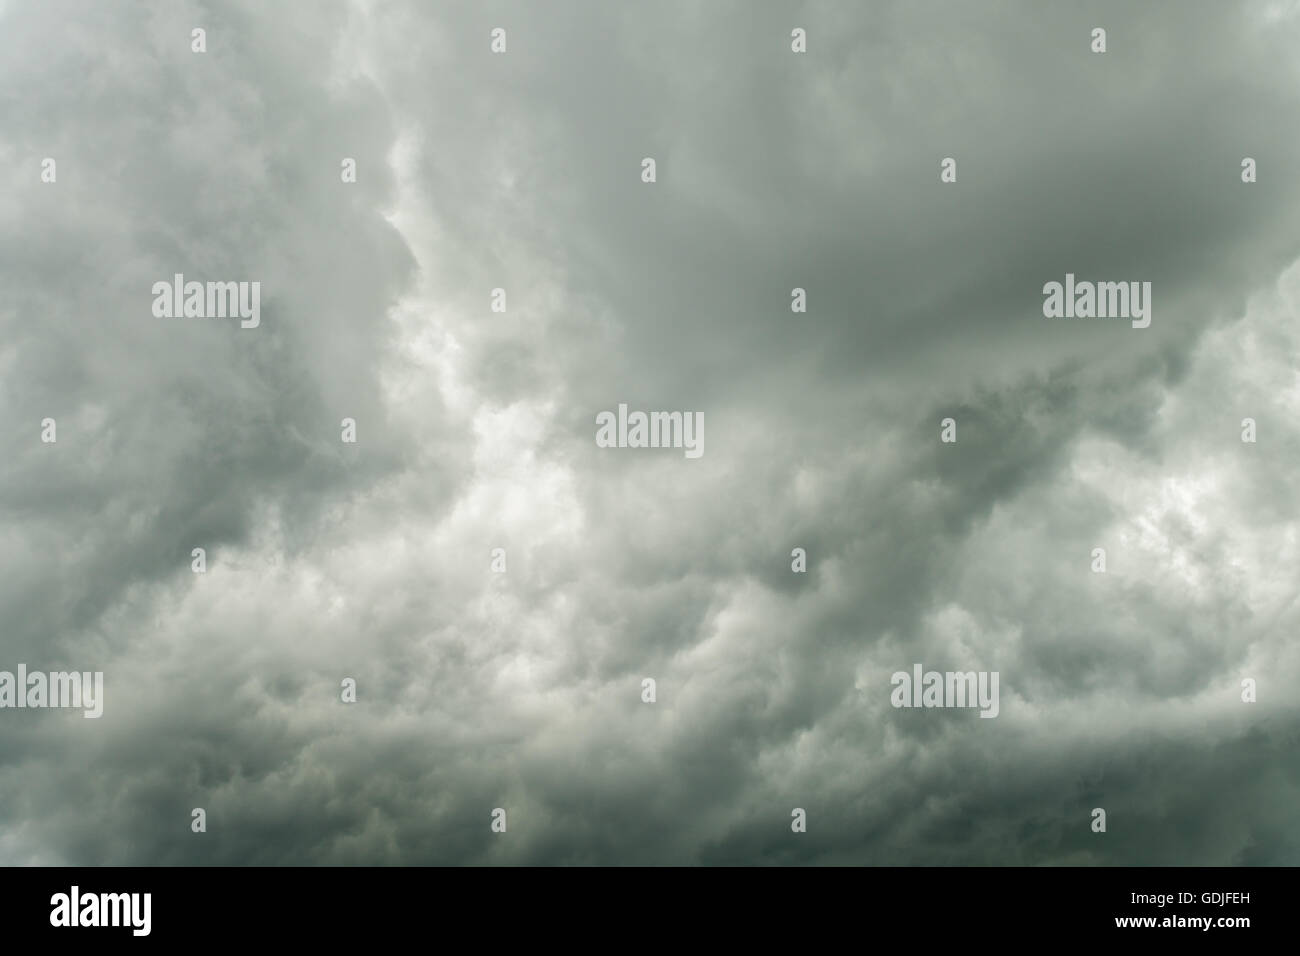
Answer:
[{"xmin": 1, "ymin": 0, "xmax": 1298, "ymax": 865}]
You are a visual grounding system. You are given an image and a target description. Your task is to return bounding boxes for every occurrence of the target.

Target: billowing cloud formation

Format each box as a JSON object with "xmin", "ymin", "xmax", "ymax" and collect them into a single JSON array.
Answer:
[{"xmin": 0, "ymin": 0, "xmax": 1296, "ymax": 865}]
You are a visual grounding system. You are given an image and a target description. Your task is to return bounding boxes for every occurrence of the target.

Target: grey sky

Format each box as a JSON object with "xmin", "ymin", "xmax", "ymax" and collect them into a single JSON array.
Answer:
[{"xmin": 0, "ymin": 0, "xmax": 1297, "ymax": 865}]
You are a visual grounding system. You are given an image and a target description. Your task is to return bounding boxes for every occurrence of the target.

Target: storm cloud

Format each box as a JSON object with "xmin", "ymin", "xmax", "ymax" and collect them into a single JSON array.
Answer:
[{"xmin": 0, "ymin": 0, "xmax": 1297, "ymax": 865}]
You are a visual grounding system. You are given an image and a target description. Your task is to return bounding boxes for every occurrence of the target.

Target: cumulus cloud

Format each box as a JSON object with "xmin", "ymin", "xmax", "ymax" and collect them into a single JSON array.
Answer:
[{"xmin": 0, "ymin": 0, "xmax": 1296, "ymax": 865}]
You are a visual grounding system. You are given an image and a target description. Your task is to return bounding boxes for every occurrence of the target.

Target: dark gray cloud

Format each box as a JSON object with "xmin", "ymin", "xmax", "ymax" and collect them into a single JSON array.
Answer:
[{"xmin": 0, "ymin": 0, "xmax": 1297, "ymax": 865}]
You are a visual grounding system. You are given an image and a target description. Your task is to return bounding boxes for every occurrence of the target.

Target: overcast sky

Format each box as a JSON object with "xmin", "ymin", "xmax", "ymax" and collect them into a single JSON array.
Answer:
[{"xmin": 1, "ymin": 0, "xmax": 1298, "ymax": 865}]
